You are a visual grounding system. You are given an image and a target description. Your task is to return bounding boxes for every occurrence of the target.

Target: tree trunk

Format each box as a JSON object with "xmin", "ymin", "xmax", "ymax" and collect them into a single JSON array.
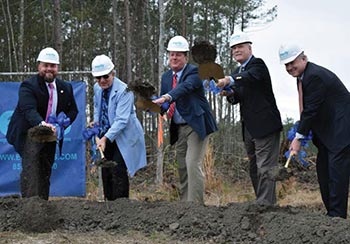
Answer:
[
  {"xmin": 1, "ymin": 0, "xmax": 12, "ymax": 73},
  {"xmin": 18, "ymin": 0, "xmax": 24, "ymax": 71},
  {"xmin": 53, "ymin": 0, "xmax": 62, "ymax": 64},
  {"xmin": 181, "ymin": 0, "xmax": 186, "ymax": 36},
  {"xmin": 156, "ymin": 0, "xmax": 166, "ymax": 185},
  {"xmin": 6, "ymin": 0, "xmax": 18, "ymax": 71},
  {"xmin": 112, "ymin": 0, "xmax": 118, "ymax": 66},
  {"xmin": 41, "ymin": 0, "xmax": 48, "ymax": 43},
  {"xmin": 124, "ymin": 0, "xmax": 132, "ymax": 84}
]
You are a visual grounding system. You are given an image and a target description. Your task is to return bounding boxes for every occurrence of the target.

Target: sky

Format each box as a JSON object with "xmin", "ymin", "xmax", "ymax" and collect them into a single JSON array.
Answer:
[{"xmin": 245, "ymin": 0, "xmax": 350, "ymax": 122}]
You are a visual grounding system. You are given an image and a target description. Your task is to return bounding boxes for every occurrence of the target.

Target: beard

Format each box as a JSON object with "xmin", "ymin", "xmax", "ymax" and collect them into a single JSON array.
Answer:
[{"xmin": 41, "ymin": 72, "xmax": 56, "ymax": 83}]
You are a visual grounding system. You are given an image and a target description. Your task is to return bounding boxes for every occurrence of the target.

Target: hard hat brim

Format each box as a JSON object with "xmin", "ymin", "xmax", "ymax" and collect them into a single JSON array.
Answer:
[
  {"xmin": 166, "ymin": 48, "xmax": 189, "ymax": 52},
  {"xmin": 92, "ymin": 66, "xmax": 114, "ymax": 77},
  {"xmin": 230, "ymin": 41, "xmax": 252, "ymax": 48},
  {"xmin": 37, "ymin": 59, "xmax": 60, "ymax": 64},
  {"xmin": 280, "ymin": 50, "xmax": 303, "ymax": 64}
]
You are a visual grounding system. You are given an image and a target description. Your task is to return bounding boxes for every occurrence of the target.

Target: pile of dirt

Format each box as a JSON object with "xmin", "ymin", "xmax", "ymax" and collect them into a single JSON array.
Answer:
[{"xmin": 1, "ymin": 196, "xmax": 349, "ymax": 243}]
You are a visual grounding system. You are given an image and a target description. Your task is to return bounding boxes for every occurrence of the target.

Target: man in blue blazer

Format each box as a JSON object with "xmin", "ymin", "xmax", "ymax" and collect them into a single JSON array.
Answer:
[
  {"xmin": 279, "ymin": 44, "xmax": 350, "ymax": 218},
  {"xmin": 91, "ymin": 55, "xmax": 147, "ymax": 200},
  {"xmin": 153, "ymin": 36, "xmax": 218, "ymax": 204},
  {"xmin": 6, "ymin": 47, "xmax": 78, "ymax": 200},
  {"xmin": 218, "ymin": 32, "xmax": 282, "ymax": 205}
]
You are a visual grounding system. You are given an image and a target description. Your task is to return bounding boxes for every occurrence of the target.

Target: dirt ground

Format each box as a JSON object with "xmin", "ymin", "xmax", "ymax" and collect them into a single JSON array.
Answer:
[
  {"xmin": 1, "ymin": 162, "xmax": 350, "ymax": 244},
  {"xmin": 1, "ymin": 191, "xmax": 350, "ymax": 244}
]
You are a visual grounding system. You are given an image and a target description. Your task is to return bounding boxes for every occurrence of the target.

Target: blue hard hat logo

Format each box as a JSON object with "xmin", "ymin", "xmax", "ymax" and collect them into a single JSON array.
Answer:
[
  {"xmin": 279, "ymin": 50, "xmax": 289, "ymax": 59},
  {"xmin": 94, "ymin": 64, "xmax": 105, "ymax": 70}
]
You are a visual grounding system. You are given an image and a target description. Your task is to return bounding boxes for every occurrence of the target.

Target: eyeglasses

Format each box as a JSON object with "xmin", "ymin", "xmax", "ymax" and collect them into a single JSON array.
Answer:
[{"xmin": 95, "ymin": 74, "xmax": 110, "ymax": 80}]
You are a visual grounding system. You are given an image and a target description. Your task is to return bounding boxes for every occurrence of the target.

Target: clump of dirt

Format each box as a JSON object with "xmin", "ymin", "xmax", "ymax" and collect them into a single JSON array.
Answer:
[{"xmin": 1, "ymin": 196, "xmax": 350, "ymax": 243}]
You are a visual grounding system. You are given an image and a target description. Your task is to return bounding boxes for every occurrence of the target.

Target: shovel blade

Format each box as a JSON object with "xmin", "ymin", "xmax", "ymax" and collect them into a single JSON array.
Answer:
[
  {"xmin": 95, "ymin": 159, "xmax": 118, "ymax": 168},
  {"xmin": 268, "ymin": 166, "xmax": 292, "ymax": 181},
  {"xmin": 136, "ymin": 97, "xmax": 161, "ymax": 113}
]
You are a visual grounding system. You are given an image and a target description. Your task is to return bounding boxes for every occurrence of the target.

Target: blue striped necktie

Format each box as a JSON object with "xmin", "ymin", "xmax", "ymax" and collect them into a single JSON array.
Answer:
[{"xmin": 99, "ymin": 89, "xmax": 110, "ymax": 137}]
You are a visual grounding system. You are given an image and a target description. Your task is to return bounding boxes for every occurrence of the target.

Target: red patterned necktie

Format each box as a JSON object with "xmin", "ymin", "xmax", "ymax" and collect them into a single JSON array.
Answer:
[
  {"xmin": 45, "ymin": 83, "xmax": 54, "ymax": 122},
  {"xmin": 297, "ymin": 78, "xmax": 303, "ymax": 114},
  {"xmin": 167, "ymin": 73, "xmax": 177, "ymax": 119}
]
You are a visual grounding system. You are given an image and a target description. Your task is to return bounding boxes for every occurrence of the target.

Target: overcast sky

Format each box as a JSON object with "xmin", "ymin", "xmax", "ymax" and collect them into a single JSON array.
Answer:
[{"xmin": 245, "ymin": 0, "xmax": 350, "ymax": 122}]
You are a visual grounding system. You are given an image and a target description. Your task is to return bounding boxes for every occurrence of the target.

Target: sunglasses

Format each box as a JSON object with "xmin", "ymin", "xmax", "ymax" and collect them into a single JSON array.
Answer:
[{"xmin": 95, "ymin": 74, "xmax": 110, "ymax": 80}]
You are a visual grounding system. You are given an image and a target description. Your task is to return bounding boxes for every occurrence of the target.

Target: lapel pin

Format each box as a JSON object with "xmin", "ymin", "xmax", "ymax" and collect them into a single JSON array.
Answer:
[{"xmin": 60, "ymin": 90, "xmax": 64, "ymax": 93}]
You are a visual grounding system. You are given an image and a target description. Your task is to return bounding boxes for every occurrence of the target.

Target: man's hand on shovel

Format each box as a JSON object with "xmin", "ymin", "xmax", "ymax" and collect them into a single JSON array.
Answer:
[
  {"xmin": 289, "ymin": 137, "xmax": 301, "ymax": 156},
  {"xmin": 94, "ymin": 136, "xmax": 117, "ymax": 168},
  {"xmin": 96, "ymin": 136, "xmax": 107, "ymax": 153},
  {"xmin": 268, "ymin": 151, "xmax": 296, "ymax": 181}
]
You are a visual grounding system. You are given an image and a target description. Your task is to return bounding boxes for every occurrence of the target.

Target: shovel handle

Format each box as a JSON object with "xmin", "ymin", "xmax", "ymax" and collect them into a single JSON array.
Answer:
[
  {"xmin": 284, "ymin": 153, "xmax": 294, "ymax": 168},
  {"xmin": 97, "ymin": 146, "xmax": 105, "ymax": 159},
  {"xmin": 95, "ymin": 136, "xmax": 105, "ymax": 159}
]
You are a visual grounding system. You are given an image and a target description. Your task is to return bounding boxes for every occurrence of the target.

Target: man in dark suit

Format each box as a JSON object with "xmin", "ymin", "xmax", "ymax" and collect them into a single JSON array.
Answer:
[
  {"xmin": 153, "ymin": 36, "xmax": 218, "ymax": 204},
  {"xmin": 279, "ymin": 44, "xmax": 350, "ymax": 218},
  {"xmin": 6, "ymin": 47, "xmax": 78, "ymax": 200},
  {"xmin": 217, "ymin": 32, "xmax": 282, "ymax": 205}
]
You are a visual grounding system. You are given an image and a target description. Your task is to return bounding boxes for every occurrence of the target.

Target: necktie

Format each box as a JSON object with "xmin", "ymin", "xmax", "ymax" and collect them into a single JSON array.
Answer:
[
  {"xmin": 45, "ymin": 83, "xmax": 54, "ymax": 122},
  {"xmin": 99, "ymin": 89, "xmax": 110, "ymax": 137},
  {"xmin": 238, "ymin": 65, "xmax": 245, "ymax": 73},
  {"xmin": 167, "ymin": 73, "xmax": 177, "ymax": 119},
  {"xmin": 297, "ymin": 78, "xmax": 303, "ymax": 114}
]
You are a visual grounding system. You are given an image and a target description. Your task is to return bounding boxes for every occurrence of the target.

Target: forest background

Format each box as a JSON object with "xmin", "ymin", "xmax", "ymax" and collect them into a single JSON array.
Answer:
[{"xmin": 0, "ymin": 0, "xmax": 315, "ymax": 202}]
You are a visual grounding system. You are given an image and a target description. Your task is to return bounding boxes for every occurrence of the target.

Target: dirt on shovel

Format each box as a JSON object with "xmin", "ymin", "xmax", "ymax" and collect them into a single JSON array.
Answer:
[
  {"xmin": 268, "ymin": 154, "xmax": 294, "ymax": 181},
  {"xmin": 94, "ymin": 137, "xmax": 118, "ymax": 168}
]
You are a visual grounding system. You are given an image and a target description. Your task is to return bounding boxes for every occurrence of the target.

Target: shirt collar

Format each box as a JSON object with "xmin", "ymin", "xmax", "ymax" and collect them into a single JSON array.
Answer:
[
  {"xmin": 240, "ymin": 55, "xmax": 253, "ymax": 68},
  {"xmin": 45, "ymin": 79, "xmax": 56, "ymax": 88},
  {"xmin": 173, "ymin": 64, "xmax": 187, "ymax": 80}
]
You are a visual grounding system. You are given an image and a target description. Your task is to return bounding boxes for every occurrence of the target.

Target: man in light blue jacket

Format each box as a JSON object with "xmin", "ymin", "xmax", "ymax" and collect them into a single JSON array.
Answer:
[{"xmin": 91, "ymin": 54, "xmax": 147, "ymax": 200}]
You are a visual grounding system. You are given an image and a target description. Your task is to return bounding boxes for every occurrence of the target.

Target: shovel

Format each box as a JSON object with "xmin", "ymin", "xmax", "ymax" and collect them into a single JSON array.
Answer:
[
  {"xmin": 28, "ymin": 125, "xmax": 57, "ymax": 143},
  {"xmin": 268, "ymin": 153, "xmax": 294, "ymax": 181},
  {"xmin": 94, "ymin": 137, "xmax": 118, "ymax": 168}
]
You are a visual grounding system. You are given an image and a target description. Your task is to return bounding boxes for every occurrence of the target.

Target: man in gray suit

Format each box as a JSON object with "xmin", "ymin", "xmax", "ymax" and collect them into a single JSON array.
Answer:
[{"xmin": 218, "ymin": 32, "xmax": 282, "ymax": 205}]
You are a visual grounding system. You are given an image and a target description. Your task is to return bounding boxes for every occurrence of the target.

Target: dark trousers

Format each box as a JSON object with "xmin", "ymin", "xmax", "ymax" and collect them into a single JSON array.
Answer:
[
  {"xmin": 316, "ymin": 143, "xmax": 350, "ymax": 218},
  {"xmin": 244, "ymin": 127, "xmax": 280, "ymax": 205},
  {"xmin": 20, "ymin": 135, "xmax": 56, "ymax": 200},
  {"xmin": 102, "ymin": 139, "xmax": 129, "ymax": 200}
]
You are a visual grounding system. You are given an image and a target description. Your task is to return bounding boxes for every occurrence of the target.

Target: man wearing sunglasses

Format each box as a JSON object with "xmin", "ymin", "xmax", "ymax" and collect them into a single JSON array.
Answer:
[{"xmin": 90, "ymin": 55, "xmax": 147, "ymax": 200}]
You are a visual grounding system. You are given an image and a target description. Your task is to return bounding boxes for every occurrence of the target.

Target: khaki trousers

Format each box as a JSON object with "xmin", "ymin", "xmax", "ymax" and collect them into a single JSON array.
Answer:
[{"xmin": 176, "ymin": 125, "xmax": 209, "ymax": 204}]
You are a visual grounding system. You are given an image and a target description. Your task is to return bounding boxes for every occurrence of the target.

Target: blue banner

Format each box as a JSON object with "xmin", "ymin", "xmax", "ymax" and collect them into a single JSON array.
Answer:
[{"xmin": 0, "ymin": 81, "xmax": 86, "ymax": 197}]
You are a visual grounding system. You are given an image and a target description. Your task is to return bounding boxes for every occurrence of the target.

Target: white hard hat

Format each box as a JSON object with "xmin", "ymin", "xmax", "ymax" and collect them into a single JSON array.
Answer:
[
  {"xmin": 91, "ymin": 55, "xmax": 115, "ymax": 77},
  {"xmin": 167, "ymin": 35, "xmax": 189, "ymax": 52},
  {"xmin": 37, "ymin": 47, "xmax": 60, "ymax": 64},
  {"xmin": 229, "ymin": 32, "xmax": 252, "ymax": 47},
  {"xmin": 279, "ymin": 44, "xmax": 304, "ymax": 64}
]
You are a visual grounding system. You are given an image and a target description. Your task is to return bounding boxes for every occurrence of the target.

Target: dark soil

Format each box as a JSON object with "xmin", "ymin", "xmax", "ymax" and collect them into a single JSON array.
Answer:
[{"xmin": 1, "ymin": 195, "xmax": 350, "ymax": 244}]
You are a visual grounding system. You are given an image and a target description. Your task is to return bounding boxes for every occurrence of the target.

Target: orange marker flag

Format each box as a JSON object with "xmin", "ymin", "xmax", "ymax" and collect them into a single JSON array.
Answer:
[{"xmin": 157, "ymin": 115, "xmax": 164, "ymax": 148}]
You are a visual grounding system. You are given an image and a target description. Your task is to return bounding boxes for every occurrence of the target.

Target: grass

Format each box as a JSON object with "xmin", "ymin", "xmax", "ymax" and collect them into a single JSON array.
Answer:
[{"xmin": 85, "ymin": 146, "xmax": 327, "ymax": 213}]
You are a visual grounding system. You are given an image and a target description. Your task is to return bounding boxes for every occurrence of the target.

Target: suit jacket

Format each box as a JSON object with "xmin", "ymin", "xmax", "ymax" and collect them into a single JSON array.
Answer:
[
  {"xmin": 160, "ymin": 64, "xmax": 218, "ymax": 144},
  {"xmin": 298, "ymin": 62, "xmax": 350, "ymax": 153},
  {"xmin": 6, "ymin": 74, "xmax": 78, "ymax": 155},
  {"xmin": 227, "ymin": 56, "xmax": 282, "ymax": 139},
  {"xmin": 93, "ymin": 77, "xmax": 147, "ymax": 176}
]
